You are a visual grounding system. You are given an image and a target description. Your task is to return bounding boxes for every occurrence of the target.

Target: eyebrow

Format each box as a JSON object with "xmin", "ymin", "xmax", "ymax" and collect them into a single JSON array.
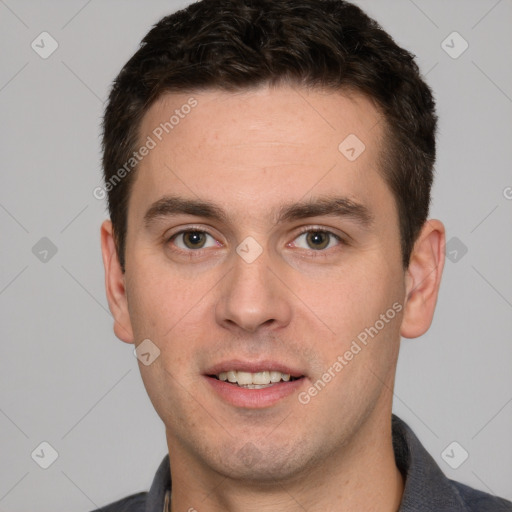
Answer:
[{"xmin": 143, "ymin": 195, "xmax": 374, "ymax": 229}]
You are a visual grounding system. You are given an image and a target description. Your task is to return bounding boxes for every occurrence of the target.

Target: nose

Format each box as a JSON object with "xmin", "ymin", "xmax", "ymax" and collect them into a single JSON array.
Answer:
[{"xmin": 215, "ymin": 245, "xmax": 292, "ymax": 333}]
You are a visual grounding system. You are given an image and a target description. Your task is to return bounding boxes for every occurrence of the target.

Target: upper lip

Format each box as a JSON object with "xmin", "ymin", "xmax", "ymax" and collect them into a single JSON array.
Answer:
[{"xmin": 204, "ymin": 359, "xmax": 305, "ymax": 378}]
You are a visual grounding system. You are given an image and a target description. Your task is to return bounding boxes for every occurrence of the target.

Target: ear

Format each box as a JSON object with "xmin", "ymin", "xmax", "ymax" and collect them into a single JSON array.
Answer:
[
  {"xmin": 400, "ymin": 219, "xmax": 445, "ymax": 339},
  {"xmin": 100, "ymin": 220, "xmax": 134, "ymax": 344}
]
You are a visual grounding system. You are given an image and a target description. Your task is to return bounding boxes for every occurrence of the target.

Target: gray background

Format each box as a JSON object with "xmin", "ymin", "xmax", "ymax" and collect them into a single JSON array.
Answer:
[{"xmin": 0, "ymin": 0, "xmax": 511, "ymax": 510}]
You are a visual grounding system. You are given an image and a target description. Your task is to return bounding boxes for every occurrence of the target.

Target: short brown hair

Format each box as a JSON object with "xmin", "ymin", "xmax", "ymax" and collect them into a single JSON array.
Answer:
[{"xmin": 102, "ymin": 0, "xmax": 437, "ymax": 271}]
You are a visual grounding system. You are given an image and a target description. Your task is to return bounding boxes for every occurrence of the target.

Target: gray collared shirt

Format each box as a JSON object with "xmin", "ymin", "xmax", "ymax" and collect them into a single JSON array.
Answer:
[{"xmin": 93, "ymin": 415, "xmax": 512, "ymax": 511}]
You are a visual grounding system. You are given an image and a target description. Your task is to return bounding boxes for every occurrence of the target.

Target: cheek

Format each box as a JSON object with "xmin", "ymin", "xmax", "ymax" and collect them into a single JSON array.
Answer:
[
  {"xmin": 307, "ymin": 257, "xmax": 403, "ymax": 356},
  {"xmin": 126, "ymin": 261, "xmax": 216, "ymax": 366},
  {"xmin": 126, "ymin": 255, "xmax": 190, "ymax": 330}
]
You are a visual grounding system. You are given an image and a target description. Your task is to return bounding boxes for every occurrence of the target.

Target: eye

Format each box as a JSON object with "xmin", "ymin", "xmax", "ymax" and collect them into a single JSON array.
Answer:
[
  {"xmin": 169, "ymin": 230, "xmax": 219, "ymax": 251},
  {"xmin": 290, "ymin": 229, "xmax": 342, "ymax": 251}
]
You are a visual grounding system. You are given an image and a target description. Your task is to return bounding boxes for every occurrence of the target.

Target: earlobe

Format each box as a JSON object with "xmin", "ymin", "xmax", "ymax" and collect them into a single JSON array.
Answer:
[
  {"xmin": 100, "ymin": 220, "xmax": 135, "ymax": 344},
  {"xmin": 400, "ymin": 219, "xmax": 445, "ymax": 339}
]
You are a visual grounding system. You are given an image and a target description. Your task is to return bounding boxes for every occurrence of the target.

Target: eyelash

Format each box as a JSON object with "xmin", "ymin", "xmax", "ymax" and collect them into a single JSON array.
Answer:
[
  {"xmin": 288, "ymin": 227, "xmax": 344, "ymax": 255},
  {"xmin": 165, "ymin": 226, "xmax": 346, "ymax": 258}
]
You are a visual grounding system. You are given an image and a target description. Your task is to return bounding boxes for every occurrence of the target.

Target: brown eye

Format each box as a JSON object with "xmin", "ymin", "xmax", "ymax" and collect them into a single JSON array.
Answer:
[
  {"xmin": 170, "ymin": 230, "xmax": 217, "ymax": 251},
  {"xmin": 305, "ymin": 231, "xmax": 330, "ymax": 250},
  {"xmin": 182, "ymin": 231, "xmax": 207, "ymax": 249},
  {"xmin": 292, "ymin": 230, "xmax": 341, "ymax": 251}
]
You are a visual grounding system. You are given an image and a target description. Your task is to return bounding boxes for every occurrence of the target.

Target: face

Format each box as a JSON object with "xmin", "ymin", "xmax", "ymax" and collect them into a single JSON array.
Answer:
[{"xmin": 106, "ymin": 85, "xmax": 414, "ymax": 482}]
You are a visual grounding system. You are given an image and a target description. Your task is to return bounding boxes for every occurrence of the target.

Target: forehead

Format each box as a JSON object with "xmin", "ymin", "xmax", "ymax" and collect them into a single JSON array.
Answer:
[{"xmin": 131, "ymin": 85, "xmax": 392, "ymax": 223}]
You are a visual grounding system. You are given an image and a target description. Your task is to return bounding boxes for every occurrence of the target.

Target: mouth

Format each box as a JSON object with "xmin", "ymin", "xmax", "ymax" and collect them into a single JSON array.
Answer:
[
  {"xmin": 204, "ymin": 361, "xmax": 306, "ymax": 408},
  {"xmin": 208, "ymin": 370, "xmax": 303, "ymax": 389}
]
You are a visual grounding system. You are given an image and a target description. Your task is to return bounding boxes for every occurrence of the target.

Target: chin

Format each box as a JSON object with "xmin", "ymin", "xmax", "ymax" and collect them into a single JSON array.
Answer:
[{"xmin": 210, "ymin": 440, "xmax": 314, "ymax": 484}]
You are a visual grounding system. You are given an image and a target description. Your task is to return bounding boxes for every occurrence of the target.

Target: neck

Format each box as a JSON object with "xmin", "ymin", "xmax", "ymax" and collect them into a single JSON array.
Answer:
[{"xmin": 167, "ymin": 412, "xmax": 404, "ymax": 512}]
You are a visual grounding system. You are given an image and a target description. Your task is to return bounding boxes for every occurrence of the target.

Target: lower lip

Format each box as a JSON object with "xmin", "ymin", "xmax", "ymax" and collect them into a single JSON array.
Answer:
[{"xmin": 205, "ymin": 376, "xmax": 305, "ymax": 408}]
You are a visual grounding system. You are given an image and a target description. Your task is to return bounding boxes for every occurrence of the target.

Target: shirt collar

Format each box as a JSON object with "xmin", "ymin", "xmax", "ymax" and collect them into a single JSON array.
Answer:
[
  {"xmin": 144, "ymin": 453, "xmax": 171, "ymax": 512},
  {"xmin": 146, "ymin": 415, "xmax": 468, "ymax": 512},
  {"xmin": 392, "ymin": 415, "xmax": 467, "ymax": 511},
  {"xmin": 163, "ymin": 489, "xmax": 170, "ymax": 512}
]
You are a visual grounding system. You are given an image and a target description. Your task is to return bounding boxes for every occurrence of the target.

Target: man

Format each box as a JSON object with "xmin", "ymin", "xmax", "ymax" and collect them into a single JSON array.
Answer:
[{"xmin": 96, "ymin": 0, "xmax": 512, "ymax": 510}]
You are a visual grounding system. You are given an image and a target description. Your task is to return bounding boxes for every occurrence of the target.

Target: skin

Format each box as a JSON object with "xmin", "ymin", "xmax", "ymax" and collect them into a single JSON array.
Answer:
[{"xmin": 101, "ymin": 85, "xmax": 445, "ymax": 512}]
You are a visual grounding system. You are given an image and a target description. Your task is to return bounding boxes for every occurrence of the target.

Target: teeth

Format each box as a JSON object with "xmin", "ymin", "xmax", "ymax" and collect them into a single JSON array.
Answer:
[
  {"xmin": 269, "ymin": 371, "xmax": 282, "ymax": 383},
  {"xmin": 237, "ymin": 371, "xmax": 253, "ymax": 385},
  {"xmin": 253, "ymin": 371, "xmax": 270, "ymax": 384},
  {"xmin": 215, "ymin": 370, "xmax": 294, "ymax": 386}
]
